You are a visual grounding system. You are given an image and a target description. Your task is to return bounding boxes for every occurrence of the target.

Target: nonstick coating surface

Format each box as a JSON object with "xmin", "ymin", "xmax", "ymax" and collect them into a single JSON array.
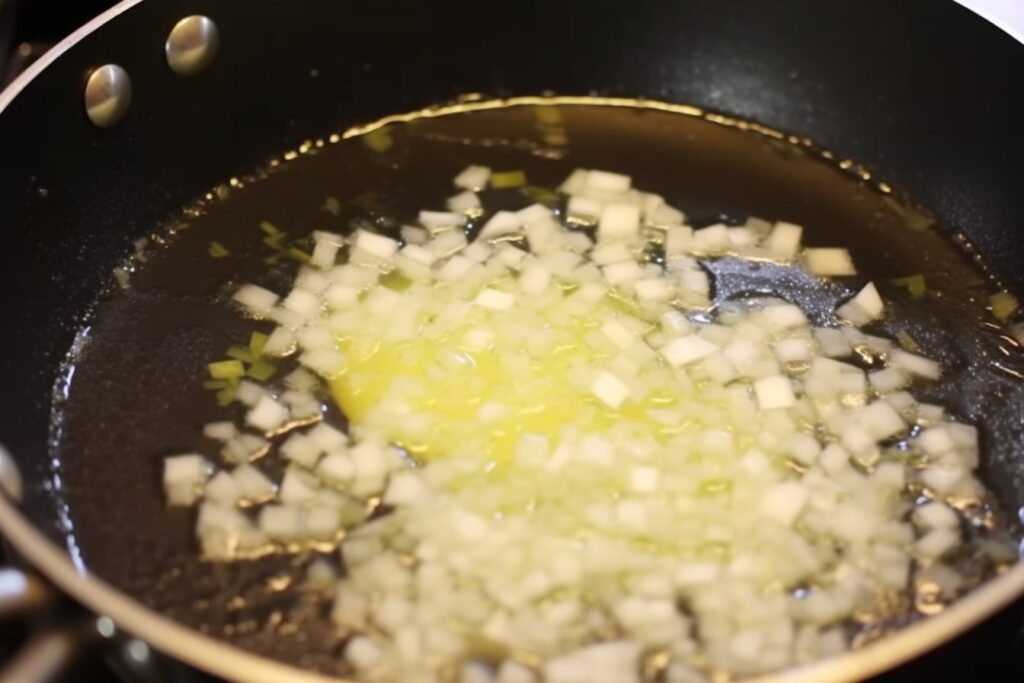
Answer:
[
  {"xmin": 0, "ymin": 0, "xmax": 1023, "ymax": 680},
  {"xmin": 47, "ymin": 102, "xmax": 1024, "ymax": 675}
]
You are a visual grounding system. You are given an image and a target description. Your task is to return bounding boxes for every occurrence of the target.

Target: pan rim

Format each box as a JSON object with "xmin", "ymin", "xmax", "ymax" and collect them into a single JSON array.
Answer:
[
  {"xmin": 0, "ymin": 0, "xmax": 1022, "ymax": 681},
  {"xmin": 0, "ymin": 0, "xmax": 144, "ymax": 115},
  {"xmin": 2, "ymin": 487, "xmax": 1023, "ymax": 683}
]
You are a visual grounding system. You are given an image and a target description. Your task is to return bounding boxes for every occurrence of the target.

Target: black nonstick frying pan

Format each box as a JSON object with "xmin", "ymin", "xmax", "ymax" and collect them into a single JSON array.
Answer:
[{"xmin": 1, "ymin": 1, "xmax": 1023, "ymax": 682}]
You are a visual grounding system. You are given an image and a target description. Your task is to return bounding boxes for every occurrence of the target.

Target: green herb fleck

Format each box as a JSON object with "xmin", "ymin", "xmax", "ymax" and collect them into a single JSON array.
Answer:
[
  {"xmin": 287, "ymin": 247, "xmax": 312, "ymax": 263},
  {"xmin": 208, "ymin": 359, "xmax": 246, "ymax": 381},
  {"xmin": 363, "ymin": 128, "xmax": 394, "ymax": 153},
  {"xmin": 208, "ymin": 241, "xmax": 231, "ymax": 258},
  {"xmin": 262, "ymin": 233, "xmax": 287, "ymax": 249},
  {"xmin": 216, "ymin": 386, "xmax": 237, "ymax": 406},
  {"xmin": 247, "ymin": 360, "xmax": 278, "ymax": 382},
  {"xmin": 990, "ymin": 291, "xmax": 1019, "ymax": 322},
  {"xmin": 112, "ymin": 267, "xmax": 130, "ymax": 289},
  {"xmin": 323, "ymin": 196, "xmax": 341, "ymax": 215},
  {"xmin": 543, "ymin": 132, "xmax": 568, "ymax": 147},
  {"xmin": 259, "ymin": 221, "xmax": 281, "ymax": 237},
  {"xmin": 491, "ymin": 170, "xmax": 527, "ymax": 189},
  {"xmin": 883, "ymin": 197, "xmax": 935, "ymax": 232},
  {"xmin": 891, "ymin": 274, "xmax": 926, "ymax": 298},
  {"xmin": 226, "ymin": 345, "xmax": 255, "ymax": 363},
  {"xmin": 534, "ymin": 106, "xmax": 564, "ymax": 125},
  {"xmin": 520, "ymin": 185, "xmax": 560, "ymax": 206},
  {"xmin": 249, "ymin": 331, "xmax": 269, "ymax": 358},
  {"xmin": 897, "ymin": 330, "xmax": 920, "ymax": 353}
]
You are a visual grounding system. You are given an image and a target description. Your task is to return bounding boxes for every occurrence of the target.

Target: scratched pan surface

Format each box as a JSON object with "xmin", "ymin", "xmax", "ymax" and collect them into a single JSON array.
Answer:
[{"xmin": 0, "ymin": 1, "xmax": 1023, "ymax": 681}]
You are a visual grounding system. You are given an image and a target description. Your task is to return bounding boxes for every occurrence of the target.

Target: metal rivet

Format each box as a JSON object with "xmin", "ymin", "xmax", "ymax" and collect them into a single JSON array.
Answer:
[
  {"xmin": 96, "ymin": 616, "xmax": 116, "ymax": 638},
  {"xmin": 0, "ymin": 443, "xmax": 23, "ymax": 502},
  {"xmin": 165, "ymin": 15, "xmax": 219, "ymax": 76},
  {"xmin": 84, "ymin": 64, "xmax": 132, "ymax": 128}
]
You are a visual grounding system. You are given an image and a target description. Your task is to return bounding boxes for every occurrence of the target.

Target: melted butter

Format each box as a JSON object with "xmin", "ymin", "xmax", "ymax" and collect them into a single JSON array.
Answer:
[{"xmin": 329, "ymin": 278, "xmax": 703, "ymax": 468}]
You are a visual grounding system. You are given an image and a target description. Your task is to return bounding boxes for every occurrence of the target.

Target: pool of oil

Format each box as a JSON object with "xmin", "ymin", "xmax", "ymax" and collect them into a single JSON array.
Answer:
[{"xmin": 50, "ymin": 99, "xmax": 1024, "ymax": 676}]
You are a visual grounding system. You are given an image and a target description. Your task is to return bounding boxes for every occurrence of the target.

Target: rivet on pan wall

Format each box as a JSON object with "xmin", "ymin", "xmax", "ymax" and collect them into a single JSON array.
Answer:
[
  {"xmin": 165, "ymin": 15, "xmax": 220, "ymax": 76},
  {"xmin": 0, "ymin": 442, "xmax": 23, "ymax": 502},
  {"xmin": 84, "ymin": 64, "xmax": 132, "ymax": 128}
]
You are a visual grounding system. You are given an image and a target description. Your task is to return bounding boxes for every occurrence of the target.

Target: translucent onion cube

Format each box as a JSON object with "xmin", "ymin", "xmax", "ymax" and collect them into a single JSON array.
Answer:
[
  {"xmin": 163, "ymin": 454, "xmax": 210, "ymax": 507},
  {"xmin": 453, "ymin": 164, "xmax": 491, "ymax": 191},
  {"xmin": 803, "ymin": 247, "xmax": 857, "ymax": 276},
  {"xmin": 597, "ymin": 204, "xmax": 641, "ymax": 242},
  {"xmin": 590, "ymin": 370, "xmax": 630, "ymax": 409},
  {"xmin": 661, "ymin": 335, "xmax": 718, "ymax": 367},
  {"xmin": 754, "ymin": 375, "xmax": 796, "ymax": 410},
  {"xmin": 245, "ymin": 395, "xmax": 289, "ymax": 433}
]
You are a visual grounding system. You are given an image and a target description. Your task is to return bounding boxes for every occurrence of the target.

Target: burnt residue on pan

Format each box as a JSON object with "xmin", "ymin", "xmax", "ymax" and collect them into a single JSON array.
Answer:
[{"xmin": 46, "ymin": 100, "xmax": 1024, "ymax": 674}]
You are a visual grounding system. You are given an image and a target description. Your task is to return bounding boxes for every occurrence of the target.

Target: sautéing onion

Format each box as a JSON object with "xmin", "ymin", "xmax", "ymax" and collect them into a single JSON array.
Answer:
[{"xmin": 163, "ymin": 164, "xmax": 1013, "ymax": 682}]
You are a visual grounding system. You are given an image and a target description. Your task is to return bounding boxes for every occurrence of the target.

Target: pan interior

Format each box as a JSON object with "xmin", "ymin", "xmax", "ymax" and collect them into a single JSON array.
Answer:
[{"xmin": 48, "ymin": 99, "xmax": 1024, "ymax": 675}]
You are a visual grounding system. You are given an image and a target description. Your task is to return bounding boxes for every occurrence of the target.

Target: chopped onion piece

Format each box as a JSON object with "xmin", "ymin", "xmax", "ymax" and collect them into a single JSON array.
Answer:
[
  {"xmin": 566, "ymin": 196, "xmax": 603, "ymax": 223},
  {"xmin": 353, "ymin": 229, "xmax": 399, "ymax": 262},
  {"xmin": 591, "ymin": 242, "xmax": 633, "ymax": 266},
  {"xmin": 447, "ymin": 190, "xmax": 482, "ymax": 214},
  {"xmin": 590, "ymin": 371, "xmax": 630, "ymax": 409},
  {"xmin": 202, "ymin": 421, "xmax": 237, "ymax": 442},
  {"xmin": 232, "ymin": 284, "xmax": 279, "ymax": 316},
  {"xmin": 221, "ymin": 433, "xmax": 269, "ymax": 464},
  {"xmin": 280, "ymin": 432, "xmax": 323, "ymax": 468},
  {"xmin": 761, "ymin": 482, "xmax": 810, "ymax": 526},
  {"xmin": 400, "ymin": 244, "xmax": 437, "ymax": 266},
  {"xmin": 558, "ymin": 168, "xmax": 589, "ymax": 195},
  {"xmin": 586, "ymin": 169, "xmax": 632, "ymax": 193},
  {"xmin": 602, "ymin": 260, "xmax": 645, "ymax": 285},
  {"xmin": 497, "ymin": 661, "xmax": 538, "ymax": 683},
  {"xmin": 259, "ymin": 505, "xmax": 304, "ymax": 541},
  {"xmin": 661, "ymin": 335, "xmax": 718, "ymax": 367},
  {"xmin": 475, "ymin": 288, "xmax": 517, "ymax": 311},
  {"xmin": 204, "ymin": 470, "xmax": 242, "ymax": 506},
  {"xmin": 453, "ymin": 165, "xmax": 491, "ymax": 191},
  {"xmin": 754, "ymin": 375, "xmax": 796, "ymax": 410},
  {"xmin": 245, "ymin": 395, "xmax": 289, "ymax": 433},
  {"xmin": 232, "ymin": 464, "xmax": 275, "ymax": 500},
  {"xmin": 647, "ymin": 204, "xmax": 684, "ymax": 228},
  {"xmin": 262, "ymin": 326, "xmax": 297, "ymax": 357},
  {"xmin": 319, "ymin": 451, "xmax": 356, "ymax": 484},
  {"xmin": 479, "ymin": 211, "xmax": 523, "ymax": 240},
  {"xmin": 280, "ymin": 467, "xmax": 319, "ymax": 505},
  {"xmin": 281, "ymin": 289, "xmax": 321, "ymax": 317},
  {"xmin": 803, "ymin": 248, "xmax": 857, "ymax": 276},
  {"xmin": 310, "ymin": 240, "xmax": 340, "ymax": 270},
  {"xmin": 838, "ymin": 282, "xmax": 884, "ymax": 326},
  {"xmin": 765, "ymin": 221, "xmax": 803, "ymax": 259},
  {"xmin": 597, "ymin": 204, "xmax": 641, "ymax": 241},
  {"xmin": 438, "ymin": 254, "xmax": 477, "ymax": 282},
  {"xmin": 859, "ymin": 400, "xmax": 906, "ymax": 440},
  {"xmin": 519, "ymin": 263, "xmax": 552, "ymax": 296},
  {"xmin": 516, "ymin": 203, "xmax": 554, "ymax": 225},
  {"xmin": 401, "ymin": 225, "xmax": 428, "ymax": 245},
  {"xmin": 915, "ymin": 527, "xmax": 960, "ymax": 559},
  {"xmin": 889, "ymin": 349, "xmax": 942, "ymax": 380},
  {"xmin": 384, "ymin": 471, "xmax": 432, "ymax": 506},
  {"xmin": 913, "ymin": 501, "xmax": 960, "ymax": 530},
  {"xmin": 307, "ymin": 423, "xmax": 349, "ymax": 452},
  {"xmin": 419, "ymin": 211, "xmax": 467, "ymax": 231},
  {"xmin": 300, "ymin": 348, "xmax": 347, "ymax": 379},
  {"xmin": 163, "ymin": 454, "xmax": 210, "ymax": 507},
  {"xmin": 544, "ymin": 641, "xmax": 641, "ymax": 683}
]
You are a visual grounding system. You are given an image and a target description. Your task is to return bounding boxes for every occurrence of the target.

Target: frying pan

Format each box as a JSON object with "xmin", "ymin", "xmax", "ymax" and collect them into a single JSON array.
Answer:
[{"xmin": 0, "ymin": 1, "xmax": 1023, "ymax": 681}]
